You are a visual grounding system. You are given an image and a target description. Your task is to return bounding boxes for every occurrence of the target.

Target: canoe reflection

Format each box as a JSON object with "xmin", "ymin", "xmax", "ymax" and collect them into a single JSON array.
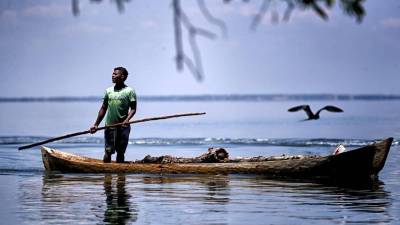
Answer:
[
  {"xmin": 141, "ymin": 175, "xmax": 231, "ymax": 204},
  {"xmin": 244, "ymin": 177, "xmax": 392, "ymax": 215},
  {"xmin": 38, "ymin": 173, "xmax": 393, "ymax": 224}
]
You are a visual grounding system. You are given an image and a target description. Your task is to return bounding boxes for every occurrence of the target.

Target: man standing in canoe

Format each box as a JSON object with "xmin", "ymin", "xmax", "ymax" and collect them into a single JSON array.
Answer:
[{"xmin": 90, "ymin": 67, "xmax": 137, "ymax": 163}]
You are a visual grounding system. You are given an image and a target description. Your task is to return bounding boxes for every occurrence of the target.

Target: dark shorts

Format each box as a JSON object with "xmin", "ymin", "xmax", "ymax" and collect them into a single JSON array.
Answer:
[{"xmin": 104, "ymin": 125, "xmax": 131, "ymax": 155}]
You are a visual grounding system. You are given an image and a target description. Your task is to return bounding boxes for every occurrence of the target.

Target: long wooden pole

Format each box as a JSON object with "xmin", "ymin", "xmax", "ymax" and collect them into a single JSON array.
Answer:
[{"xmin": 18, "ymin": 112, "xmax": 206, "ymax": 150}]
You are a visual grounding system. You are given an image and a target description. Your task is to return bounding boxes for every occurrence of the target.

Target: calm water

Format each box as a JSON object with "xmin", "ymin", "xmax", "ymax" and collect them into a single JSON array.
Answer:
[{"xmin": 0, "ymin": 98, "xmax": 400, "ymax": 224}]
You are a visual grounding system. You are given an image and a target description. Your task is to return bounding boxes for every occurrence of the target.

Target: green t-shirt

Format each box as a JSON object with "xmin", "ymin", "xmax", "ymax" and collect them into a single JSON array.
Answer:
[{"xmin": 104, "ymin": 86, "xmax": 136, "ymax": 125}]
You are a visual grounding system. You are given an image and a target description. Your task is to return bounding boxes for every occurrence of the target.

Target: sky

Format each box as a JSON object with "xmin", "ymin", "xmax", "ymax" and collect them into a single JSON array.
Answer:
[{"xmin": 0, "ymin": 0, "xmax": 399, "ymax": 97}]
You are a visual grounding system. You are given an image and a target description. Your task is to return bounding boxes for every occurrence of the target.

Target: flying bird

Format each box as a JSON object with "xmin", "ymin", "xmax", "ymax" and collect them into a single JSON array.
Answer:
[{"xmin": 288, "ymin": 105, "xmax": 343, "ymax": 120}]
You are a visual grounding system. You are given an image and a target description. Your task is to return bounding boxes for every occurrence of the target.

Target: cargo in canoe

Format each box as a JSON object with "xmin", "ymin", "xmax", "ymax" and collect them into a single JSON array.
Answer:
[{"xmin": 41, "ymin": 138, "xmax": 393, "ymax": 180}]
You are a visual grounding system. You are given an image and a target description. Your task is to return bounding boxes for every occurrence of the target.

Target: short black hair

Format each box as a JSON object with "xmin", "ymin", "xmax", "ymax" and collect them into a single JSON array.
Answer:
[{"xmin": 114, "ymin": 67, "xmax": 129, "ymax": 80}]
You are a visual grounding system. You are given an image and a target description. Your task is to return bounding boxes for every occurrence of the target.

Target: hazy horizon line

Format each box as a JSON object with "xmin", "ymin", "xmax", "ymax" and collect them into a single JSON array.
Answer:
[{"xmin": 1, "ymin": 93, "xmax": 400, "ymax": 102}]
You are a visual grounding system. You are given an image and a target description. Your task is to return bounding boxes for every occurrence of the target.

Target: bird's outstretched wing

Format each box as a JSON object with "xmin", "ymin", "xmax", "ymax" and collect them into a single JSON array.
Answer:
[
  {"xmin": 288, "ymin": 105, "xmax": 314, "ymax": 119},
  {"xmin": 288, "ymin": 105, "xmax": 308, "ymax": 112},
  {"xmin": 316, "ymin": 105, "xmax": 344, "ymax": 116},
  {"xmin": 321, "ymin": 105, "xmax": 344, "ymax": 113}
]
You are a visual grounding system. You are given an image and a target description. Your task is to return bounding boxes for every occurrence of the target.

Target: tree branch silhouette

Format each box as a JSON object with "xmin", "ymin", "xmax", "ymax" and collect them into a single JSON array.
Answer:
[
  {"xmin": 282, "ymin": 0, "xmax": 295, "ymax": 21},
  {"xmin": 70, "ymin": 0, "xmax": 366, "ymax": 81},
  {"xmin": 251, "ymin": 0, "xmax": 271, "ymax": 30},
  {"xmin": 173, "ymin": 0, "xmax": 217, "ymax": 81},
  {"xmin": 197, "ymin": 0, "xmax": 228, "ymax": 38}
]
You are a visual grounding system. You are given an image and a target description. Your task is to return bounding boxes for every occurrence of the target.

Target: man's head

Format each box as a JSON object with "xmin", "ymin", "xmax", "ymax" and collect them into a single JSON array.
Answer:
[{"xmin": 112, "ymin": 67, "xmax": 129, "ymax": 84}]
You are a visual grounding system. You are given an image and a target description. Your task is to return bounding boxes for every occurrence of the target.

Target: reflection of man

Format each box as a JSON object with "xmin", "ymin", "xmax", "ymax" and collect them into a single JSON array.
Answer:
[{"xmin": 103, "ymin": 174, "xmax": 137, "ymax": 224}]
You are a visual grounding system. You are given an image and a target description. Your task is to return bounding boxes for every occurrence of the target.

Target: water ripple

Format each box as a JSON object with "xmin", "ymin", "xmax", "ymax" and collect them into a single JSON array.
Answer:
[{"xmin": 1, "ymin": 136, "xmax": 397, "ymax": 147}]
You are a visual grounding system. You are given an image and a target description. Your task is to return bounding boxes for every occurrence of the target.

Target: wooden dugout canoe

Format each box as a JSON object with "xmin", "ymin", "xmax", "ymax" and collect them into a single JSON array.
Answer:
[{"xmin": 41, "ymin": 138, "xmax": 393, "ymax": 180}]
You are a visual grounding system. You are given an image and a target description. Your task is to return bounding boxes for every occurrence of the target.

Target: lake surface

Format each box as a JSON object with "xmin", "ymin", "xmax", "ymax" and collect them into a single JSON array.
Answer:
[{"xmin": 0, "ymin": 97, "xmax": 399, "ymax": 224}]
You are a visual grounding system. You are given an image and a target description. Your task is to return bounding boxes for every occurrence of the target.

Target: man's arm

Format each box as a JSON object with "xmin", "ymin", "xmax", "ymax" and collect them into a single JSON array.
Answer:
[
  {"xmin": 123, "ymin": 101, "xmax": 137, "ymax": 124},
  {"xmin": 90, "ymin": 101, "xmax": 108, "ymax": 133}
]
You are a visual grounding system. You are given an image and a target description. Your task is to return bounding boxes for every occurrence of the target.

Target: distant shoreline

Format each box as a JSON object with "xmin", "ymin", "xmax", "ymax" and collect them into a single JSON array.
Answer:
[{"xmin": 1, "ymin": 94, "xmax": 400, "ymax": 102}]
